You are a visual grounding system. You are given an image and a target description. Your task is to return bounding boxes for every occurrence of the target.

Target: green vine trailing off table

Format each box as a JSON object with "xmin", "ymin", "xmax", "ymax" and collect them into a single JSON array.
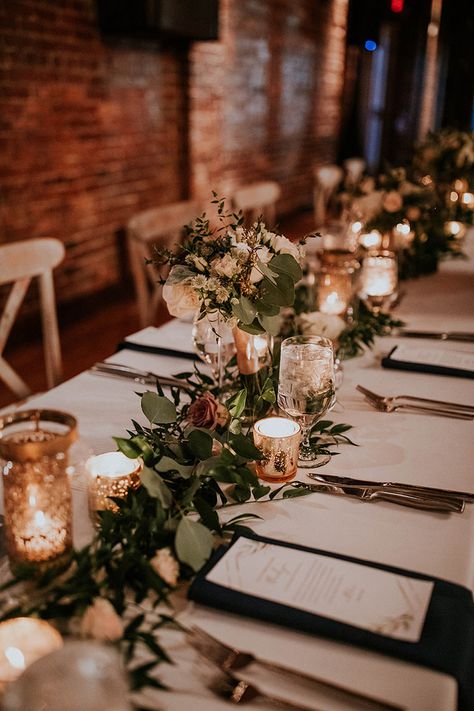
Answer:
[{"xmin": 0, "ymin": 372, "xmax": 356, "ymax": 693}]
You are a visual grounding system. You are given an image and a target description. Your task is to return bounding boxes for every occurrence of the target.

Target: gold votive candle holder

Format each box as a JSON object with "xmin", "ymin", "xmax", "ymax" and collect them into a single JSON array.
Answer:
[
  {"xmin": 0, "ymin": 618, "xmax": 62, "ymax": 686},
  {"xmin": 358, "ymin": 250, "xmax": 398, "ymax": 313},
  {"xmin": 253, "ymin": 417, "xmax": 301, "ymax": 483},
  {"xmin": 0, "ymin": 409, "xmax": 76, "ymax": 568},
  {"xmin": 317, "ymin": 266, "xmax": 354, "ymax": 317},
  {"xmin": 87, "ymin": 452, "xmax": 142, "ymax": 517}
]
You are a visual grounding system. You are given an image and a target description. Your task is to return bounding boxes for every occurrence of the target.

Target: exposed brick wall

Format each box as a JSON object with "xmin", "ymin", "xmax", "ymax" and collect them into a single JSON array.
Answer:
[
  {"xmin": 190, "ymin": 0, "xmax": 349, "ymax": 215},
  {"xmin": 0, "ymin": 0, "xmax": 348, "ymax": 308}
]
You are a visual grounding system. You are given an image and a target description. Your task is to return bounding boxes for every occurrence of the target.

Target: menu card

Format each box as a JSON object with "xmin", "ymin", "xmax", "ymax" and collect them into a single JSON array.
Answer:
[{"xmin": 206, "ymin": 537, "xmax": 433, "ymax": 642}]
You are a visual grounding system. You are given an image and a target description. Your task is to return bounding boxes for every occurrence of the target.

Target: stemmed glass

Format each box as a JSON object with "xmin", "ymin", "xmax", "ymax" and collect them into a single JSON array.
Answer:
[
  {"xmin": 192, "ymin": 313, "xmax": 236, "ymax": 389},
  {"xmin": 278, "ymin": 336, "xmax": 335, "ymax": 468}
]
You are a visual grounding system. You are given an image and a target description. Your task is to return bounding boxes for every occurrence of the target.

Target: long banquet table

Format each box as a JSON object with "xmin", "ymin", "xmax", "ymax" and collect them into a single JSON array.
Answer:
[{"xmin": 3, "ymin": 236, "xmax": 474, "ymax": 711}]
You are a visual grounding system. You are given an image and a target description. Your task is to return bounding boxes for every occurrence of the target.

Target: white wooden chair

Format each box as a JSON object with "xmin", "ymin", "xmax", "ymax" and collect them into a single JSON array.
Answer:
[
  {"xmin": 0, "ymin": 238, "xmax": 65, "ymax": 398},
  {"xmin": 343, "ymin": 157, "xmax": 366, "ymax": 188},
  {"xmin": 313, "ymin": 165, "xmax": 344, "ymax": 227},
  {"xmin": 127, "ymin": 200, "xmax": 201, "ymax": 327},
  {"xmin": 232, "ymin": 181, "xmax": 281, "ymax": 226}
]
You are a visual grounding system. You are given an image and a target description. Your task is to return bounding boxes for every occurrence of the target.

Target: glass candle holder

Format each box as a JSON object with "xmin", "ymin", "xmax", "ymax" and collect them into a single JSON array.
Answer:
[
  {"xmin": 0, "ymin": 409, "xmax": 76, "ymax": 568},
  {"xmin": 87, "ymin": 452, "xmax": 142, "ymax": 517},
  {"xmin": 0, "ymin": 618, "xmax": 62, "ymax": 685},
  {"xmin": 358, "ymin": 250, "xmax": 398, "ymax": 314},
  {"xmin": 253, "ymin": 417, "xmax": 301, "ymax": 483},
  {"xmin": 316, "ymin": 267, "xmax": 354, "ymax": 317}
]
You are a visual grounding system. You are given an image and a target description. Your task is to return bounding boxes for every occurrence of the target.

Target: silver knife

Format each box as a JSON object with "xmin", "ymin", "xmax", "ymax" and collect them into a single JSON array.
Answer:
[
  {"xmin": 296, "ymin": 481, "xmax": 465, "ymax": 513},
  {"xmin": 90, "ymin": 363, "xmax": 191, "ymax": 391},
  {"xmin": 309, "ymin": 472, "xmax": 473, "ymax": 503},
  {"xmin": 398, "ymin": 330, "xmax": 474, "ymax": 342}
]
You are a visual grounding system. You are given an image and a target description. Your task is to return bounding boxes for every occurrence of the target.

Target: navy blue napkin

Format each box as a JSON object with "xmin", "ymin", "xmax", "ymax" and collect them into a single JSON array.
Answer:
[
  {"xmin": 117, "ymin": 341, "xmax": 200, "ymax": 362},
  {"xmin": 382, "ymin": 346, "xmax": 474, "ymax": 379},
  {"xmin": 189, "ymin": 531, "xmax": 474, "ymax": 710}
]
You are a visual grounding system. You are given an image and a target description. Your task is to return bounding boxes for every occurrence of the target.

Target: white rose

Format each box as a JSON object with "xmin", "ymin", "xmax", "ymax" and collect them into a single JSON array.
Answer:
[
  {"xmin": 297, "ymin": 311, "xmax": 346, "ymax": 341},
  {"xmin": 191, "ymin": 255, "xmax": 208, "ymax": 272},
  {"xmin": 250, "ymin": 245, "xmax": 272, "ymax": 283},
  {"xmin": 150, "ymin": 547, "xmax": 180, "ymax": 587},
  {"xmin": 211, "ymin": 254, "xmax": 239, "ymax": 279},
  {"xmin": 163, "ymin": 280, "xmax": 201, "ymax": 319},
  {"xmin": 383, "ymin": 191, "xmax": 403, "ymax": 213},
  {"xmin": 80, "ymin": 598, "xmax": 123, "ymax": 642},
  {"xmin": 271, "ymin": 234, "xmax": 301, "ymax": 261}
]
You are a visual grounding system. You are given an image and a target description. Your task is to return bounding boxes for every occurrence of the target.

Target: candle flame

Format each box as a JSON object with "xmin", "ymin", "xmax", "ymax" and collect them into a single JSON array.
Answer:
[
  {"xmin": 34, "ymin": 510, "xmax": 46, "ymax": 526},
  {"xmin": 5, "ymin": 646, "xmax": 25, "ymax": 670}
]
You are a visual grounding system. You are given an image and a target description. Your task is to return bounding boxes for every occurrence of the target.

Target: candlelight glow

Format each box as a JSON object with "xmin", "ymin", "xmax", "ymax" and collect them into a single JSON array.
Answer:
[
  {"xmin": 0, "ymin": 618, "xmax": 62, "ymax": 683},
  {"xmin": 359, "ymin": 230, "xmax": 382, "ymax": 249},
  {"xmin": 4, "ymin": 647, "xmax": 25, "ymax": 671},
  {"xmin": 88, "ymin": 452, "xmax": 140, "ymax": 479},
  {"xmin": 461, "ymin": 192, "xmax": 474, "ymax": 207},
  {"xmin": 254, "ymin": 417, "xmax": 300, "ymax": 438}
]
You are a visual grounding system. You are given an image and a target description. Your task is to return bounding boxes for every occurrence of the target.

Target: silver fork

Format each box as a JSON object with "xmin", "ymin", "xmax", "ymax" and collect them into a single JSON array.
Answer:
[
  {"xmin": 356, "ymin": 384, "xmax": 474, "ymax": 413},
  {"xmin": 190, "ymin": 626, "xmax": 401, "ymax": 710},
  {"xmin": 357, "ymin": 386, "xmax": 474, "ymax": 420}
]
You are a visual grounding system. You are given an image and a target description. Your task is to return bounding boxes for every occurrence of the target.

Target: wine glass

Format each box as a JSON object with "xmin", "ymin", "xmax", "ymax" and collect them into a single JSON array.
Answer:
[
  {"xmin": 278, "ymin": 336, "xmax": 335, "ymax": 468},
  {"xmin": 192, "ymin": 313, "xmax": 236, "ymax": 389}
]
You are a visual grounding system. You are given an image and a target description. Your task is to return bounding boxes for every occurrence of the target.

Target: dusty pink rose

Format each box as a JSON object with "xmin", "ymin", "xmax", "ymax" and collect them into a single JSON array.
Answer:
[
  {"xmin": 383, "ymin": 191, "xmax": 403, "ymax": 213},
  {"xmin": 80, "ymin": 598, "xmax": 123, "ymax": 641},
  {"xmin": 187, "ymin": 392, "xmax": 229, "ymax": 430}
]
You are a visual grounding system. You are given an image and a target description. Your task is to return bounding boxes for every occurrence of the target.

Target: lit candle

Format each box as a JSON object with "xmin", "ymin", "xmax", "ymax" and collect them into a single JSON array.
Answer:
[
  {"xmin": 317, "ymin": 268, "xmax": 353, "ymax": 316},
  {"xmin": 445, "ymin": 221, "xmax": 467, "ymax": 239},
  {"xmin": 358, "ymin": 251, "xmax": 398, "ymax": 313},
  {"xmin": 253, "ymin": 417, "xmax": 301, "ymax": 483},
  {"xmin": 0, "ymin": 618, "xmax": 62, "ymax": 684},
  {"xmin": 359, "ymin": 230, "xmax": 382, "ymax": 250},
  {"xmin": 461, "ymin": 192, "xmax": 474, "ymax": 208},
  {"xmin": 87, "ymin": 452, "xmax": 142, "ymax": 515},
  {"xmin": 393, "ymin": 221, "xmax": 414, "ymax": 248}
]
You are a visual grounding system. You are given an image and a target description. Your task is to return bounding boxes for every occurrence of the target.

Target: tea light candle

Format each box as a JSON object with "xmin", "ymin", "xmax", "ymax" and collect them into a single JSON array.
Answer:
[
  {"xmin": 461, "ymin": 192, "xmax": 474, "ymax": 208},
  {"xmin": 0, "ymin": 618, "xmax": 62, "ymax": 684},
  {"xmin": 87, "ymin": 452, "xmax": 142, "ymax": 515},
  {"xmin": 360, "ymin": 253, "xmax": 397, "ymax": 297},
  {"xmin": 253, "ymin": 417, "xmax": 301, "ymax": 483},
  {"xmin": 445, "ymin": 221, "xmax": 467, "ymax": 239},
  {"xmin": 359, "ymin": 230, "xmax": 382, "ymax": 250}
]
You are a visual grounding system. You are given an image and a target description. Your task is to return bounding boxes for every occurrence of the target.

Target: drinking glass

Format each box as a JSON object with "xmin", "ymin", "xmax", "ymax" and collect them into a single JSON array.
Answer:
[
  {"xmin": 358, "ymin": 250, "xmax": 398, "ymax": 314},
  {"xmin": 278, "ymin": 336, "xmax": 335, "ymax": 467},
  {"xmin": 192, "ymin": 313, "xmax": 236, "ymax": 389}
]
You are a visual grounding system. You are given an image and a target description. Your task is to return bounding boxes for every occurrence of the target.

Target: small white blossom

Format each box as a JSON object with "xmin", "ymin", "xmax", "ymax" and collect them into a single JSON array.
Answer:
[
  {"xmin": 80, "ymin": 598, "xmax": 123, "ymax": 642},
  {"xmin": 150, "ymin": 547, "xmax": 179, "ymax": 587}
]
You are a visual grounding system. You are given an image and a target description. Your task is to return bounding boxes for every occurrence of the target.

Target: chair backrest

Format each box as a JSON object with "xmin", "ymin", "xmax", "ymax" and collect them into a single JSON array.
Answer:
[
  {"xmin": 127, "ymin": 200, "xmax": 201, "ymax": 327},
  {"xmin": 343, "ymin": 157, "xmax": 366, "ymax": 187},
  {"xmin": 313, "ymin": 164, "xmax": 344, "ymax": 227},
  {"xmin": 232, "ymin": 181, "xmax": 281, "ymax": 226},
  {"xmin": 0, "ymin": 238, "xmax": 65, "ymax": 398}
]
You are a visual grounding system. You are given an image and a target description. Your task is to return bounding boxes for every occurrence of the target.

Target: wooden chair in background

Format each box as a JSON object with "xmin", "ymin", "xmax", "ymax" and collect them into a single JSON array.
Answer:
[
  {"xmin": 0, "ymin": 238, "xmax": 65, "ymax": 398},
  {"xmin": 232, "ymin": 181, "xmax": 281, "ymax": 227},
  {"xmin": 127, "ymin": 200, "xmax": 201, "ymax": 327},
  {"xmin": 313, "ymin": 164, "xmax": 344, "ymax": 226}
]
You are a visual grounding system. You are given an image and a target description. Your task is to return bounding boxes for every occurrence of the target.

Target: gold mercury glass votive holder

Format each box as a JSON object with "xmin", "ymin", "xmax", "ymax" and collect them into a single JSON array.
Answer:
[
  {"xmin": 87, "ymin": 452, "xmax": 142, "ymax": 519},
  {"xmin": 0, "ymin": 409, "xmax": 76, "ymax": 570},
  {"xmin": 253, "ymin": 417, "xmax": 301, "ymax": 483},
  {"xmin": 316, "ymin": 266, "xmax": 354, "ymax": 317}
]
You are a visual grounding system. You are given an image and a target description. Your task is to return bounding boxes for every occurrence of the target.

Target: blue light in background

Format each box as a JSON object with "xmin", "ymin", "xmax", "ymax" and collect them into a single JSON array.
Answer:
[{"xmin": 364, "ymin": 40, "xmax": 377, "ymax": 52}]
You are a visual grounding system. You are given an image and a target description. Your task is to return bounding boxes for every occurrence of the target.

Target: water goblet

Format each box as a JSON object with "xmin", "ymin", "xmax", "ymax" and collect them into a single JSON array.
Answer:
[
  {"xmin": 278, "ymin": 336, "xmax": 335, "ymax": 468},
  {"xmin": 192, "ymin": 313, "xmax": 236, "ymax": 389}
]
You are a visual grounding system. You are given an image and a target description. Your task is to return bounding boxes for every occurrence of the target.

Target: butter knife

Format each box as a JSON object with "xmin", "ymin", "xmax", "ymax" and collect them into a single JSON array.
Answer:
[
  {"xmin": 297, "ymin": 481, "xmax": 465, "ymax": 513},
  {"xmin": 90, "ymin": 363, "xmax": 191, "ymax": 391},
  {"xmin": 309, "ymin": 472, "xmax": 473, "ymax": 504},
  {"xmin": 398, "ymin": 330, "xmax": 474, "ymax": 342}
]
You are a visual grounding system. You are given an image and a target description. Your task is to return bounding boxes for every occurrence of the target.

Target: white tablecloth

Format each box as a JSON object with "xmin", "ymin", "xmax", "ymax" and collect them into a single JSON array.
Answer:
[{"xmin": 3, "ymin": 237, "xmax": 474, "ymax": 711}]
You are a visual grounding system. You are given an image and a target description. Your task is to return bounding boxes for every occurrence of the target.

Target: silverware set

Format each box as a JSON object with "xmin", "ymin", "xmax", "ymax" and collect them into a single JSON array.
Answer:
[
  {"xmin": 307, "ymin": 472, "xmax": 469, "ymax": 513},
  {"xmin": 188, "ymin": 626, "xmax": 400, "ymax": 710},
  {"xmin": 357, "ymin": 384, "xmax": 474, "ymax": 420},
  {"xmin": 397, "ymin": 329, "xmax": 474, "ymax": 343}
]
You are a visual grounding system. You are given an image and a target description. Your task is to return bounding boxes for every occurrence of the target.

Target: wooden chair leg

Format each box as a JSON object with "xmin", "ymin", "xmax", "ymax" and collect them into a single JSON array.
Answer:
[{"xmin": 39, "ymin": 271, "xmax": 62, "ymax": 389}]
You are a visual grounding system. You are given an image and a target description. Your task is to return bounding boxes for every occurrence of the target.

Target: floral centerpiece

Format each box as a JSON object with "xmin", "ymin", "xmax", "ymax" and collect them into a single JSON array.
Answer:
[
  {"xmin": 413, "ymin": 128, "xmax": 474, "ymax": 191},
  {"xmin": 153, "ymin": 195, "xmax": 306, "ymax": 420},
  {"xmin": 351, "ymin": 167, "xmax": 462, "ymax": 277}
]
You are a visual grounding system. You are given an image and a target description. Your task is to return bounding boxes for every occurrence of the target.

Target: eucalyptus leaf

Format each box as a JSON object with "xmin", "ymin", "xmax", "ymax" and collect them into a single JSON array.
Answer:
[
  {"xmin": 229, "ymin": 433, "xmax": 263, "ymax": 460},
  {"xmin": 269, "ymin": 253, "xmax": 303, "ymax": 282},
  {"xmin": 141, "ymin": 392, "xmax": 177, "ymax": 424},
  {"xmin": 187, "ymin": 430, "xmax": 213, "ymax": 459},
  {"xmin": 226, "ymin": 389, "xmax": 247, "ymax": 419},
  {"xmin": 113, "ymin": 437, "xmax": 142, "ymax": 459},
  {"xmin": 257, "ymin": 313, "xmax": 281, "ymax": 335},
  {"xmin": 140, "ymin": 467, "xmax": 173, "ymax": 509},
  {"xmin": 175, "ymin": 517, "xmax": 214, "ymax": 571},
  {"xmin": 155, "ymin": 456, "xmax": 194, "ymax": 479},
  {"xmin": 232, "ymin": 296, "xmax": 257, "ymax": 325}
]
